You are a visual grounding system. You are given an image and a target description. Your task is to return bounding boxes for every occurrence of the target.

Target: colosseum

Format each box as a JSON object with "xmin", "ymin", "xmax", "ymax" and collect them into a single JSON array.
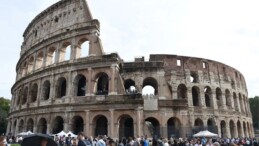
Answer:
[{"xmin": 7, "ymin": 0, "xmax": 254, "ymax": 139}]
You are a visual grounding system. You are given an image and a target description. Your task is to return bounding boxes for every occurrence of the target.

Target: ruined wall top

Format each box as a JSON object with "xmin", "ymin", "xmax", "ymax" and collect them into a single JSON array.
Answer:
[{"xmin": 21, "ymin": 0, "xmax": 93, "ymax": 55}]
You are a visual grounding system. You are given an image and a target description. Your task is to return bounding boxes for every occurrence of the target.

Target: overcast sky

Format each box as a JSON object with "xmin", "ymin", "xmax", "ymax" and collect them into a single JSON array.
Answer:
[{"xmin": 1, "ymin": 0, "xmax": 259, "ymax": 99}]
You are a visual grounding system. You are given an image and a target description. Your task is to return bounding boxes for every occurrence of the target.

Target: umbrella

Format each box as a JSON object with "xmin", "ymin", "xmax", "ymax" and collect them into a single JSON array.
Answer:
[
  {"xmin": 21, "ymin": 133, "xmax": 58, "ymax": 146},
  {"xmin": 193, "ymin": 130, "xmax": 218, "ymax": 137}
]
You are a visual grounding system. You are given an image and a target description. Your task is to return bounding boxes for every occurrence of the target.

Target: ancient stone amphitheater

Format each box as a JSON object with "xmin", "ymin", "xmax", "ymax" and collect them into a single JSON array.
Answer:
[{"xmin": 7, "ymin": 0, "xmax": 254, "ymax": 139}]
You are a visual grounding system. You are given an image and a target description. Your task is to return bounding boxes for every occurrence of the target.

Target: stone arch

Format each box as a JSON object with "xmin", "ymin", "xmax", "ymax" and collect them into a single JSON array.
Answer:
[
  {"xmin": 204, "ymin": 86, "xmax": 212, "ymax": 107},
  {"xmin": 233, "ymin": 92, "xmax": 239, "ymax": 111},
  {"xmin": 94, "ymin": 72, "xmax": 109, "ymax": 95},
  {"xmin": 194, "ymin": 118, "xmax": 204, "ymax": 133},
  {"xmin": 243, "ymin": 121, "xmax": 247, "ymax": 137},
  {"xmin": 167, "ymin": 117, "xmax": 181, "ymax": 138},
  {"xmin": 216, "ymin": 87, "xmax": 222, "ymax": 107},
  {"xmin": 229, "ymin": 120, "xmax": 235, "ymax": 138},
  {"xmin": 60, "ymin": 41, "xmax": 72, "ymax": 61},
  {"xmin": 52, "ymin": 116, "xmax": 64, "ymax": 134},
  {"xmin": 207, "ymin": 118, "xmax": 217, "ymax": 133},
  {"xmin": 55, "ymin": 77, "xmax": 67, "ymax": 98},
  {"xmin": 35, "ymin": 51, "xmax": 44, "ymax": 69},
  {"xmin": 78, "ymin": 37, "xmax": 90, "ymax": 58},
  {"xmin": 27, "ymin": 56, "xmax": 34, "ymax": 73},
  {"xmin": 145, "ymin": 117, "xmax": 160, "ymax": 138},
  {"xmin": 30, "ymin": 83, "xmax": 38, "ymax": 103},
  {"xmin": 142, "ymin": 77, "xmax": 158, "ymax": 95},
  {"xmin": 18, "ymin": 119, "xmax": 24, "ymax": 133},
  {"xmin": 239, "ymin": 93, "xmax": 244, "ymax": 112},
  {"xmin": 177, "ymin": 84, "xmax": 187, "ymax": 99},
  {"xmin": 17, "ymin": 89, "xmax": 22, "ymax": 106},
  {"xmin": 190, "ymin": 71, "xmax": 199, "ymax": 83},
  {"xmin": 42, "ymin": 80, "xmax": 51, "ymax": 100},
  {"xmin": 225, "ymin": 89, "xmax": 231, "ymax": 108},
  {"xmin": 72, "ymin": 115, "xmax": 84, "ymax": 134},
  {"xmin": 93, "ymin": 115, "xmax": 108, "ymax": 136},
  {"xmin": 46, "ymin": 46, "xmax": 56, "ymax": 65},
  {"xmin": 220, "ymin": 120, "xmax": 227, "ymax": 138},
  {"xmin": 26, "ymin": 118, "xmax": 34, "ymax": 132},
  {"xmin": 73, "ymin": 74, "xmax": 87, "ymax": 96},
  {"xmin": 38, "ymin": 118, "xmax": 47, "ymax": 134},
  {"xmin": 21, "ymin": 61, "xmax": 28, "ymax": 77},
  {"xmin": 124, "ymin": 79, "xmax": 137, "ymax": 94},
  {"xmin": 237, "ymin": 120, "xmax": 242, "ymax": 137},
  {"xmin": 192, "ymin": 86, "xmax": 200, "ymax": 106},
  {"xmin": 118, "ymin": 114, "xmax": 134, "ymax": 139},
  {"xmin": 21, "ymin": 87, "xmax": 28, "ymax": 105}
]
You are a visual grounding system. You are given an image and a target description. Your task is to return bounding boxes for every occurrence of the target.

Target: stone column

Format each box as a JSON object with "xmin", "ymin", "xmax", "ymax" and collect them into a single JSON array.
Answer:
[
  {"xmin": 109, "ymin": 64, "xmax": 117, "ymax": 95},
  {"xmin": 136, "ymin": 107, "xmax": 144, "ymax": 137},
  {"xmin": 226, "ymin": 124, "xmax": 231, "ymax": 138},
  {"xmin": 85, "ymin": 110, "xmax": 90, "ymax": 136},
  {"xmin": 200, "ymin": 86, "xmax": 205, "ymax": 107},
  {"xmin": 221, "ymin": 93, "xmax": 227, "ymax": 110},
  {"xmin": 87, "ymin": 68, "xmax": 93, "ymax": 96},
  {"xmin": 32, "ymin": 52, "xmax": 37, "ymax": 72},
  {"xmin": 211, "ymin": 93, "xmax": 217, "ymax": 109},
  {"xmin": 67, "ymin": 71, "xmax": 72, "ymax": 96},
  {"xmin": 37, "ymin": 79, "xmax": 42, "ymax": 106},
  {"xmin": 42, "ymin": 47, "xmax": 47, "ymax": 67},
  {"xmin": 109, "ymin": 109, "xmax": 115, "ymax": 138},
  {"xmin": 50, "ymin": 75, "xmax": 55, "ymax": 101}
]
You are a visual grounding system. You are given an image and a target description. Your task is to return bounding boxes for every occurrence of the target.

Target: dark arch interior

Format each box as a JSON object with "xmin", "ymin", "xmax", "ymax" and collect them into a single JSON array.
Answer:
[
  {"xmin": 95, "ymin": 116, "xmax": 108, "ymax": 136},
  {"xmin": 145, "ymin": 117, "xmax": 160, "ymax": 138},
  {"xmin": 143, "ymin": 77, "xmax": 158, "ymax": 95},
  {"xmin": 96, "ymin": 73, "xmax": 109, "ymax": 95},
  {"xmin": 72, "ymin": 116, "xmax": 84, "ymax": 134},
  {"xmin": 38, "ymin": 118, "xmax": 47, "ymax": 134},
  {"xmin": 192, "ymin": 87, "xmax": 199, "ymax": 106},
  {"xmin": 31, "ymin": 84, "xmax": 38, "ymax": 102},
  {"xmin": 77, "ymin": 75, "xmax": 86, "ymax": 96},
  {"xmin": 52, "ymin": 116, "xmax": 64, "ymax": 134},
  {"xmin": 42, "ymin": 81, "xmax": 50, "ymax": 100},
  {"xmin": 119, "ymin": 116, "xmax": 134, "ymax": 139}
]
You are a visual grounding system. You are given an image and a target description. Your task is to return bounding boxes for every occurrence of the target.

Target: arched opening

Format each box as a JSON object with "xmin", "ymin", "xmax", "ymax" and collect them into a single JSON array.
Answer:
[
  {"xmin": 233, "ymin": 92, "xmax": 239, "ymax": 111},
  {"xmin": 190, "ymin": 71, "xmax": 199, "ymax": 83},
  {"xmin": 95, "ymin": 73, "xmax": 109, "ymax": 95},
  {"xmin": 42, "ymin": 80, "xmax": 50, "ymax": 100},
  {"xmin": 204, "ymin": 86, "xmax": 212, "ymax": 107},
  {"xmin": 27, "ymin": 119, "xmax": 34, "ymax": 132},
  {"xmin": 56, "ymin": 77, "xmax": 67, "ymax": 98},
  {"xmin": 46, "ymin": 47, "xmax": 56, "ymax": 65},
  {"xmin": 35, "ymin": 51, "xmax": 44, "ymax": 69},
  {"xmin": 142, "ymin": 85, "xmax": 155, "ymax": 95},
  {"xmin": 237, "ymin": 120, "xmax": 242, "ymax": 137},
  {"xmin": 17, "ymin": 89, "xmax": 22, "ymax": 106},
  {"xmin": 142, "ymin": 77, "xmax": 158, "ymax": 95},
  {"xmin": 124, "ymin": 79, "xmax": 137, "ymax": 94},
  {"xmin": 216, "ymin": 88, "xmax": 222, "ymax": 107},
  {"xmin": 177, "ymin": 84, "xmax": 187, "ymax": 99},
  {"xmin": 145, "ymin": 117, "xmax": 160, "ymax": 138},
  {"xmin": 27, "ymin": 56, "xmax": 34, "ymax": 73},
  {"xmin": 239, "ymin": 93, "xmax": 244, "ymax": 112},
  {"xmin": 118, "ymin": 115, "xmax": 134, "ymax": 139},
  {"xmin": 52, "ymin": 116, "xmax": 64, "ymax": 134},
  {"xmin": 167, "ymin": 117, "xmax": 181, "ymax": 138},
  {"xmin": 22, "ymin": 62, "xmax": 27, "ymax": 77},
  {"xmin": 192, "ymin": 86, "xmax": 200, "ymax": 106},
  {"xmin": 22, "ymin": 87, "xmax": 28, "ymax": 105},
  {"xmin": 65, "ymin": 45, "xmax": 71, "ymax": 61},
  {"xmin": 38, "ymin": 118, "xmax": 47, "ymax": 134},
  {"xmin": 225, "ymin": 89, "xmax": 231, "ymax": 108},
  {"xmin": 220, "ymin": 121, "xmax": 227, "ymax": 138},
  {"xmin": 80, "ymin": 39, "xmax": 89, "ymax": 57},
  {"xmin": 207, "ymin": 118, "xmax": 217, "ymax": 134},
  {"xmin": 94, "ymin": 115, "xmax": 108, "ymax": 136},
  {"xmin": 74, "ymin": 75, "xmax": 86, "ymax": 96},
  {"xmin": 72, "ymin": 116, "xmax": 84, "ymax": 134},
  {"xmin": 30, "ymin": 83, "xmax": 38, "ymax": 103},
  {"xmin": 194, "ymin": 118, "xmax": 204, "ymax": 133},
  {"xmin": 229, "ymin": 120, "xmax": 235, "ymax": 138},
  {"xmin": 18, "ymin": 120, "xmax": 24, "ymax": 133}
]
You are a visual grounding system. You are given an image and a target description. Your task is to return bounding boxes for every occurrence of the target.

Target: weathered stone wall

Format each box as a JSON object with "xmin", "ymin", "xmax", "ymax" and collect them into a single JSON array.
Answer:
[{"xmin": 7, "ymin": 0, "xmax": 254, "ymax": 139}]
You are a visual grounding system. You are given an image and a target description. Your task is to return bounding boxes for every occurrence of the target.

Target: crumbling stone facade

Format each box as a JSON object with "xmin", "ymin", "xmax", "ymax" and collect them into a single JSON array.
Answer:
[{"xmin": 7, "ymin": 0, "xmax": 254, "ymax": 139}]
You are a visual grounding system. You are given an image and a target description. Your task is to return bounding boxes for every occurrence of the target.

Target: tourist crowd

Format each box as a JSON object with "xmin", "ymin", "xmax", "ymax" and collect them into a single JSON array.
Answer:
[{"xmin": 1, "ymin": 133, "xmax": 259, "ymax": 146}]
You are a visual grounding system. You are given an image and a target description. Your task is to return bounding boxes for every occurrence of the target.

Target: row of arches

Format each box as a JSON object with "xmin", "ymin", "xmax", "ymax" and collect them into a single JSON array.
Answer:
[
  {"xmin": 15, "ymin": 72, "xmax": 109, "ymax": 106},
  {"xmin": 11, "ymin": 115, "xmax": 253, "ymax": 138},
  {"xmin": 18, "ymin": 39, "xmax": 90, "ymax": 79}
]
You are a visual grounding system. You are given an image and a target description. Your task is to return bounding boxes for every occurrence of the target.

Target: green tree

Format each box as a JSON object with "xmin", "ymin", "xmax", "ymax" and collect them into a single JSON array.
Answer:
[
  {"xmin": 249, "ymin": 96, "xmax": 259, "ymax": 129},
  {"xmin": 0, "ymin": 97, "xmax": 10, "ymax": 134}
]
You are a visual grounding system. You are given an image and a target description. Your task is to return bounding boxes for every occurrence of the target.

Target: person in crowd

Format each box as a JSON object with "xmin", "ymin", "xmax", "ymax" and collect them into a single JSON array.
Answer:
[
  {"xmin": 66, "ymin": 134, "xmax": 72, "ymax": 146},
  {"xmin": 0, "ymin": 136, "xmax": 7, "ymax": 146},
  {"xmin": 96, "ymin": 135, "xmax": 106, "ymax": 146},
  {"xmin": 40, "ymin": 138, "xmax": 48, "ymax": 146}
]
